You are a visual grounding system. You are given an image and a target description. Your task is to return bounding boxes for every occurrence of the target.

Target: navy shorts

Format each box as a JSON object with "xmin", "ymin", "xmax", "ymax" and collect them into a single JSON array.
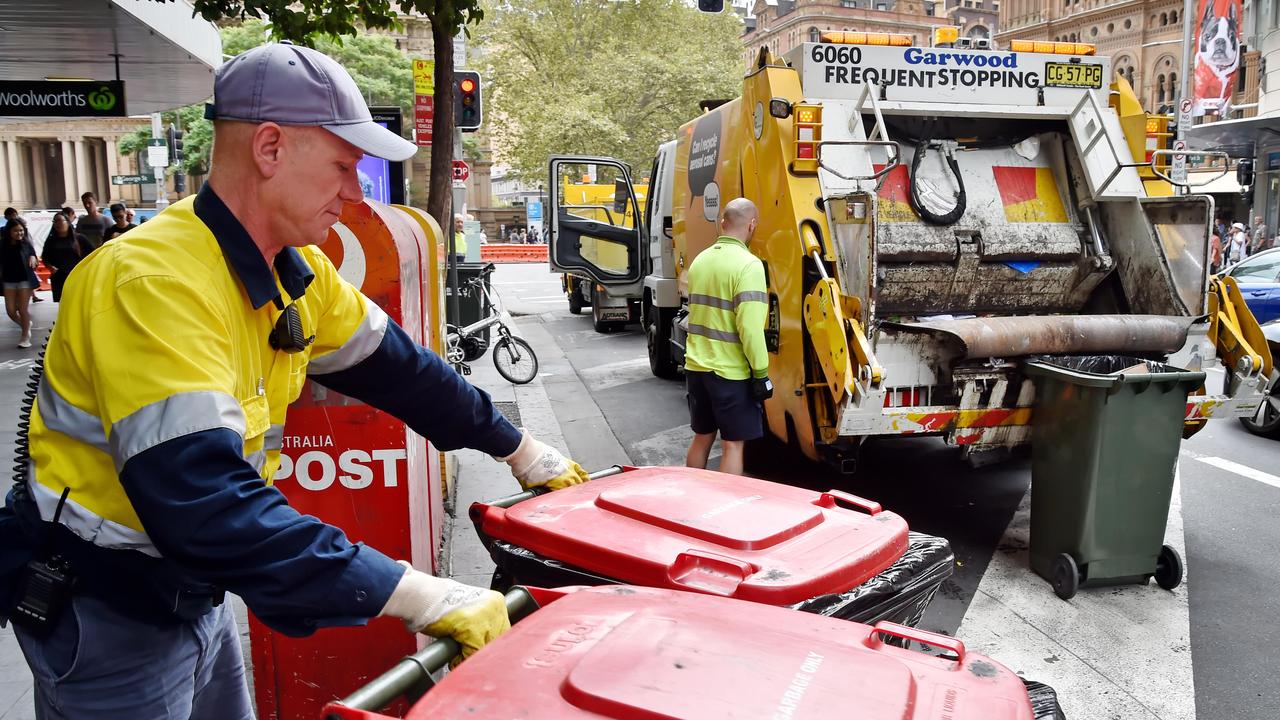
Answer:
[{"xmin": 686, "ymin": 370, "xmax": 763, "ymax": 441}]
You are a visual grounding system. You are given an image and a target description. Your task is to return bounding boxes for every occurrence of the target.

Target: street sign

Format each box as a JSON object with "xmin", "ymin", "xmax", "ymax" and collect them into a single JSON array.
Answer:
[
  {"xmin": 1178, "ymin": 98, "xmax": 1193, "ymax": 134},
  {"xmin": 112, "ymin": 174, "xmax": 153, "ymax": 185},
  {"xmin": 527, "ymin": 200, "xmax": 543, "ymax": 221},
  {"xmin": 413, "ymin": 59, "xmax": 435, "ymax": 147},
  {"xmin": 1170, "ymin": 139, "xmax": 1188, "ymax": 185},
  {"xmin": 147, "ymin": 138, "xmax": 169, "ymax": 168},
  {"xmin": 452, "ymin": 160, "xmax": 471, "ymax": 182}
]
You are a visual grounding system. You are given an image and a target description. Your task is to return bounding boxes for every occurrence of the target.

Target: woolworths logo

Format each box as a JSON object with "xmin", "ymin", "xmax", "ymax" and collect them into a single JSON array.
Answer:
[
  {"xmin": 0, "ymin": 80, "xmax": 126, "ymax": 117},
  {"xmin": 88, "ymin": 86, "xmax": 117, "ymax": 111}
]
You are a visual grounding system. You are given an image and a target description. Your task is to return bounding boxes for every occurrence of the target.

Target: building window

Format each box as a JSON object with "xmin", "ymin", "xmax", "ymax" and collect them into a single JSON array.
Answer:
[
  {"xmin": 1091, "ymin": 26, "xmax": 1098, "ymax": 36},
  {"xmin": 1160, "ymin": 12, "xmax": 1167, "ymax": 24},
  {"xmin": 1170, "ymin": 71, "xmax": 1178, "ymax": 96},
  {"xmin": 809, "ymin": 26, "xmax": 821, "ymax": 43},
  {"xmin": 925, "ymin": 2, "xmax": 934, "ymax": 13},
  {"xmin": 1107, "ymin": 22, "xmax": 1114, "ymax": 33},
  {"xmin": 1124, "ymin": 18, "xmax": 1132, "ymax": 29},
  {"xmin": 1156, "ymin": 74, "xmax": 1166, "ymax": 103},
  {"xmin": 842, "ymin": 0, "xmax": 857, "ymax": 6},
  {"xmin": 1170, "ymin": 9, "xmax": 1178, "ymax": 23},
  {"xmin": 875, "ymin": 1, "xmax": 888, "ymax": 8},
  {"xmin": 1125, "ymin": 67, "xmax": 1135, "ymax": 85}
]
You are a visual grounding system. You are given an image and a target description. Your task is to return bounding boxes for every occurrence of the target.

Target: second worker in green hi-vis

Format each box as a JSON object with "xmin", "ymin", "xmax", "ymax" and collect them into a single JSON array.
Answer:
[{"xmin": 683, "ymin": 197, "xmax": 773, "ymax": 476}]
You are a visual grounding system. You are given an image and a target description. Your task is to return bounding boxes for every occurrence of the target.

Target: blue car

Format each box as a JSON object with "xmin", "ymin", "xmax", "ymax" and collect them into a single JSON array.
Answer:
[{"xmin": 1224, "ymin": 247, "xmax": 1280, "ymax": 324}]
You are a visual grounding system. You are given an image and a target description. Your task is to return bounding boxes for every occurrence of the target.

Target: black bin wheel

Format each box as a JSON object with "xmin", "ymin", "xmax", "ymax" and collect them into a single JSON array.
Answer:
[
  {"xmin": 1155, "ymin": 544, "xmax": 1184, "ymax": 591},
  {"xmin": 490, "ymin": 567, "xmax": 515, "ymax": 593},
  {"xmin": 1052, "ymin": 553, "xmax": 1080, "ymax": 600}
]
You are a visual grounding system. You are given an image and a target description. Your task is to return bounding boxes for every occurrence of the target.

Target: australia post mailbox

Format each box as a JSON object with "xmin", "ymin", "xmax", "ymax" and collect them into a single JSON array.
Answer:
[{"xmin": 249, "ymin": 200, "xmax": 449, "ymax": 720}]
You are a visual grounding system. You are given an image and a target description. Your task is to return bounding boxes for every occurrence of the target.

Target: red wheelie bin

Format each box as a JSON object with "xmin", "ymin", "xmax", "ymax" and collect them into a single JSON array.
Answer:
[
  {"xmin": 322, "ymin": 584, "xmax": 1063, "ymax": 720},
  {"xmin": 470, "ymin": 465, "xmax": 954, "ymax": 630}
]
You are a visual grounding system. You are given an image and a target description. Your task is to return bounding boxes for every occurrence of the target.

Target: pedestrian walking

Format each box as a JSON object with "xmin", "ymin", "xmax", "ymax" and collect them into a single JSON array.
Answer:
[
  {"xmin": 3, "ymin": 207, "xmax": 25, "ymax": 228},
  {"xmin": 453, "ymin": 213, "xmax": 468, "ymax": 263},
  {"xmin": 1228, "ymin": 222, "xmax": 1250, "ymax": 264},
  {"xmin": 683, "ymin": 197, "xmax": 772, "ymax": 476},
  {"xmin": 41, "ymin": 213, "xmax": 92, "ymax": 302},
  {"xmin": 1209, "ymin": 228, "xmax": 1224, "ymax": 275},
  {"xmin": 75, "ymin": 192, "xmax": 109, "ymax": 248},
  {"xmin": 1, "ymin": 220, "xmax": 39, "ymax": 347},
  {"xmin": 0, "ymin": 42, "xmax": 589, "ymax": 720},
  {"xmin": 101, "ymin": 202, "xmax": 138, "ymax": 243},
  {"xmin": 1252, "ymin": 215, "xmax": 1271, "ymax": 253}
]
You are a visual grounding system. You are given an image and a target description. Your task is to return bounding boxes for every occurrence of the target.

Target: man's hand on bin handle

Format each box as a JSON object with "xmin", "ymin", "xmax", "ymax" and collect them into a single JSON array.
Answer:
[
  {"xmin": 751, "ymin": 377, "xmax": 774, "ymax": 402},
  {"xmin": 499, "ymin": 432, "xmax": 590, "ymax": 491},
  {"xmin": 380, "ymin": 562, "xmax": 510, "ymax": 664}
]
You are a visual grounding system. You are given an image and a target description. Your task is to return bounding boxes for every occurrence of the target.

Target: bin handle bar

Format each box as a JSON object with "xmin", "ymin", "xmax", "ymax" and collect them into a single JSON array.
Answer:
[
  {"xmin": 866, "ymin": 621, "xmax": 967, "ymax": 668},
  {"xmin": 817, "ymin": 489, "xmax": 882, "ymax": 515},
  {"xmin": 326, "ymin": 587, "xmax": 540, "ymax": 716},
  {"xmin": 482, "ymin": 465, "xmax": 628, "ymax": 510}
]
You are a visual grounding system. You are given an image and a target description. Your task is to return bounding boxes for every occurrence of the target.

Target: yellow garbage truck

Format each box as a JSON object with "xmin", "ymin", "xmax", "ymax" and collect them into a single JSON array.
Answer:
[
  {"xmin": 558, "ymin": 178, "xmax": 648, "ymax": 331},
  {"xmin": 548, "ymin": 34, "xmax": 1274, "ymax": 469}
]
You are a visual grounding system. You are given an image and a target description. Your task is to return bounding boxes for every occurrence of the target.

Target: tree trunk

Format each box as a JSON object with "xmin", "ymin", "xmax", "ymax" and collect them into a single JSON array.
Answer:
[{"xmin": 427, "ymin": 21, "xmax": 455, "ymax": 230}]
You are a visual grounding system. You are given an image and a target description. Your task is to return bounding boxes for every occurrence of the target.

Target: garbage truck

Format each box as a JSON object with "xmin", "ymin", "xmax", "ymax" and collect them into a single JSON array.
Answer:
[
  {"xmin": 547, "ymin": 34, "xmax": 1275, "ymax": 470},
  {"xmin": 557, "ymin": 177, "xmax": 648, "ymax": 331}
]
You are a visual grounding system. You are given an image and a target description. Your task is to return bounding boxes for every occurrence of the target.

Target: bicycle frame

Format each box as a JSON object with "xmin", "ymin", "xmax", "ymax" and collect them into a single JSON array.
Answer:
[{"xmin": 446, "ymin": 278, "xmax": 523, "ymax": 368}]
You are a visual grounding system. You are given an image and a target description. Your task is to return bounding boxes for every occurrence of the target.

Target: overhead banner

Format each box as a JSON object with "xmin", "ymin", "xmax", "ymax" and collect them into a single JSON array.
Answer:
[
  {"xmin": 1192, "ymin": 0, "xmax": 1243, "ymax": 117},
  {"xmin": 413, "ymin": 59, "xmax": 435, "ymax": 146},
  {"xmin": 0, "ymin": 80, "xmax": 126, "ymax": 117}
]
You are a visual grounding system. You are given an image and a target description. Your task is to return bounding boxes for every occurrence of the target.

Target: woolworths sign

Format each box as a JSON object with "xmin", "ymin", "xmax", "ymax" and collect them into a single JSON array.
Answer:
[{"xmin": 0, "ymin": 81, "xmax": 126, "ymax": 117}]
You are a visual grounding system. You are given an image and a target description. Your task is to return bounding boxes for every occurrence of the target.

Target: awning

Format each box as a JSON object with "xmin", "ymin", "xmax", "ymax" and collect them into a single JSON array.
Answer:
[
  {"xmin": 1186, "ymin": 114, "xmax": 1280, "ymax": 158},
  {"xmin": 0, "ymin": 0, "xmax": 221, "ymax": 118},
  {"xmin": 1187, "ymin": 171, "xmax": 1243, "ymax": 194}
]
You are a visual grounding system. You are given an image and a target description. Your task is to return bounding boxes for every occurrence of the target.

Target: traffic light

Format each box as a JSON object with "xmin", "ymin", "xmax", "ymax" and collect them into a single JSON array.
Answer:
[
  {"xmin": 697, "ymin": 0, "xmax": 724, "ymax": 11},
  {"xmin": 167, "ymin": 124, "xmax": 185, "ymax": 166},
  {"xmin": 454, "ymin": 71, "xmax": 483, "ymax": 132}
]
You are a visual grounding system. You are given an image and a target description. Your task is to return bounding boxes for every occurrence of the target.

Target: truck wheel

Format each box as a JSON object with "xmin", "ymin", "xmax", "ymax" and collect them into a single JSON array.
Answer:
[
  {"xmin": 568, "ymin": 287, "xmax": 584, "ymax": 314},
  {"xmin": 1239, "ymin": 383, "xmax": 1280, "ymax": 438},
  {"xmin": 592, "ymin": 299, "xmax": 612, "ymax": 333},
  {"xmin": 647, "ymin": 309, "xmax": 679, "ymax": 379}
]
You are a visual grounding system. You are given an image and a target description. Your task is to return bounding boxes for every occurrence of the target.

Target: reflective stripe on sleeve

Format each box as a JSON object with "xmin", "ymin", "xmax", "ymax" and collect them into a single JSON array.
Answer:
[
  {"xmin": 264, "ymin": 424, "xmax": 285, "ymax": 452},
  {"xmin": 734, "ymin": 290, "xmax": 768, "ymax": 305},
  {"xmin": 688, "ymin": 324, "xmax": 742, "ymax": 344},
  {"xmin": 307, "ymin": 298, "xmax": 389, "ymax": 375},
  {"xmin": 690, "ymin": 293, "xmax": 735, "ymax": 311},
  {"xmin": 246, "ymin": 450, "xmax": 267, "ymax": 474},
  {"xmin": 27, "ymin": 463, "xmax": 159, "ymax": 557},
  {"xmin": 37, "ymin": 381, "xmax": 110, "ymax": 454},
  {"xmin": 109, "ymin": 391, "xmax": 246, "ymax": 472}
]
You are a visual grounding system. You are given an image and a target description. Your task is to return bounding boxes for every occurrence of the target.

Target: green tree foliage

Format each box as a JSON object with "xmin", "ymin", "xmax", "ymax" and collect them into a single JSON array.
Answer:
[
  {"xmin": 182, "ymin": 0, "xmax": 485, "ymax": 227},
  {"xmin": 478, "ymin": 0, "xmax": 743, "ymax": 181},
  {"xmin": 120, "ymin": 20, "xmax": 413, "ymax": 179}
]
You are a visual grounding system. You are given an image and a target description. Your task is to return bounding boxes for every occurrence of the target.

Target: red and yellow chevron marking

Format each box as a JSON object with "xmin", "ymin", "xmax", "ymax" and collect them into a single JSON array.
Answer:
[
  {"xmin": 885, "ymin": 406, "xmax": 1034, "ymax": 434},
  {"xmin": 992, "ymin": 166, "xmax": 1069, "ymax": 223},
  {"xmin": 873, "ymin": 164, "xmax": 916, "ymax": 223}
]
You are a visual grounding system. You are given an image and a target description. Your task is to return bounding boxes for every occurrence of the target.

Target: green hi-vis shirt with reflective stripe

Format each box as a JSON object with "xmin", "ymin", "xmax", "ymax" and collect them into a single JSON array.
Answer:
[{"xmin": 684, "ymin": 236, "xmax": 769, "ymax": 381}]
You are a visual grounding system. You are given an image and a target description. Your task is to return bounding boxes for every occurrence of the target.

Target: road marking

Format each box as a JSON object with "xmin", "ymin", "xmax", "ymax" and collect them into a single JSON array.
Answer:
[
  {"xmin": 630, "ymin": 424, "xmax": 719, "ymax": 468},
  {"xmin": 519, "ymin": 295, "xmax": 565, "ymax": 301},
  {"xmin": 0, "ymin": 359, "xmax": 37, "ymax": 371},
  {"xmin": 578, "ymin": 357, "xmax": 653, "ymax": 392},
  {"xmin": 1188, "ymin": 454, "xmax": 1280, "ymax": 490}
]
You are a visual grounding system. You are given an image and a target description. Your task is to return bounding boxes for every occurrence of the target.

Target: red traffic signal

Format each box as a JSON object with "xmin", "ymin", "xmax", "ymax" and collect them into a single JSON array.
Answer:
[{"xmin": 454, "ymin": 71, "xmax": 483, "ymax": 132}]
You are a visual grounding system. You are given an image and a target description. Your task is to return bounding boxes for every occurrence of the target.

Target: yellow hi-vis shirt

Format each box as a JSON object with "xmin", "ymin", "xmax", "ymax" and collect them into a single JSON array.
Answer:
[
  {"xmin": 454, "ymin": 230, "xmax": 467, "ymax": 255},
  {"xmin": 26, "ymin": 194, "xmax": 382, "ymax": 552},
  {"xmin": 684, "ymin": 235, "xmax": 769, "ymax": 381}
]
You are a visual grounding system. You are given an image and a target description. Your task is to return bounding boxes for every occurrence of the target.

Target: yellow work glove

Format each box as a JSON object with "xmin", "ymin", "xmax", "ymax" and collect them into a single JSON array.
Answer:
[
  {"xmin": 379, "ymin": 562, "xmax": 510, "ymax": 663},
  {"xmin": 498, "ymin": 432, "xmax": 590, "ymax": 491}
]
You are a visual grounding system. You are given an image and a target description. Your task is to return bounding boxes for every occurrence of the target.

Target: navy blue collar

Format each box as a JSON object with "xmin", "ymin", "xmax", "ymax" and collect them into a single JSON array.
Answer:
[{"xmin": 193, "ymin": 183, "xmax": 315, "ymax": 310}]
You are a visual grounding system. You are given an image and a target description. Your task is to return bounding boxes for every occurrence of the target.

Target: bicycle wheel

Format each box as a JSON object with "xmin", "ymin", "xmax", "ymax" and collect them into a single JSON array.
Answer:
[{"xmin": 493, "ymin": 336, "xmax": 539, "ymax": 384}]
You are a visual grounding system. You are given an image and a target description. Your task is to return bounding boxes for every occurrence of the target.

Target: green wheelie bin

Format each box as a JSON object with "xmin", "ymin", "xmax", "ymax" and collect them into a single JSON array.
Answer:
[{"xmin": 1023, "ymin": 355, "xmax": 1205, "ymax": 600}]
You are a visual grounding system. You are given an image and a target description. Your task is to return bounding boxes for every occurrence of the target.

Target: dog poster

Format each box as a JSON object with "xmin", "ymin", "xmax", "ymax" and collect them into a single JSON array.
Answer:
[{"xmin": 1193, "ymin": 0, "xmax": 1243, "ymax": 116}]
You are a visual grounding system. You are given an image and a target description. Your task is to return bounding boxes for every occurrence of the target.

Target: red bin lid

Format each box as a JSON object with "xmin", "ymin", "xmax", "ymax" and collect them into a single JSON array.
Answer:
[
  {"xmin": 475, "ymin": 467, "xmax": 909, "ymax": 604},
  {"xmin": 405, "ymin": 586, "xmax": 1034, "ymax": 720}
]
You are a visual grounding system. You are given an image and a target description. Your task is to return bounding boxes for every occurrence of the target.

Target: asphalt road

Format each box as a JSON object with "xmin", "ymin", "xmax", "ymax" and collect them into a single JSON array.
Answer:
[{"xmin": 493, "ymin": 262, "xmax": 1280, "ymax": 719}]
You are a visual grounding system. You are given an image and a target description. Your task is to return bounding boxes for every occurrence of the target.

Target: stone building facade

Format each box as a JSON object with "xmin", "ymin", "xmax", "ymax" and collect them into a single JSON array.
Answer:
[
  {"xmin": 742, "ymin": 0, "xmax": 940, "ymax": 68},
  {"xmin": 0, "ymin": 118, "xmax": 176, "ymax": 211}
]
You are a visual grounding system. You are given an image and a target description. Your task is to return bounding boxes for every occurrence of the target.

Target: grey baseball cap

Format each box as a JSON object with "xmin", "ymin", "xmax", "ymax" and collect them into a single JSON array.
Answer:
[{"xmin": 206, "ymin": 42, "xmax": 417, "ymax": 162}]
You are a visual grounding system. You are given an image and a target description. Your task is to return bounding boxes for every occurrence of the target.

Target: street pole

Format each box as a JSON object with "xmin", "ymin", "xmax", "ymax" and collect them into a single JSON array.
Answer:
[
  {"xmin": 447, "ymin": 126, "xmax": 464, "ymax": 332},
  {"xmin": 150, "ymin": 113, "xmax": 169, "ymax": 211}
]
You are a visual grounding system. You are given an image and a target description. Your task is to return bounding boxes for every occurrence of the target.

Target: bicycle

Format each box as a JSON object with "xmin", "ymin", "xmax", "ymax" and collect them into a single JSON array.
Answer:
[{"xmin": 445, "ymin": 276, "xmax": 539, "ymax": 384}]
